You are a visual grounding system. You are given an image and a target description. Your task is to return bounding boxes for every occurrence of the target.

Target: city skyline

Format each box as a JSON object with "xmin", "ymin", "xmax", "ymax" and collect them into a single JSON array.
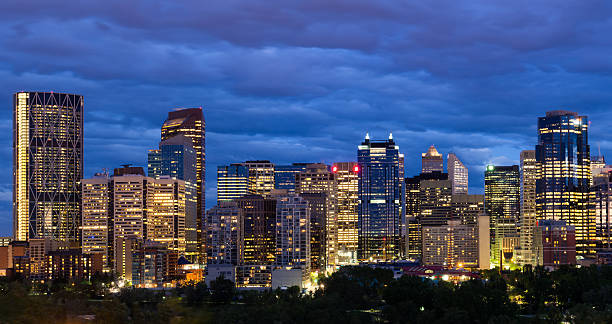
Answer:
[{"xmin": 3, "ymin": 1, "xmax": 612, "ymax": 236}]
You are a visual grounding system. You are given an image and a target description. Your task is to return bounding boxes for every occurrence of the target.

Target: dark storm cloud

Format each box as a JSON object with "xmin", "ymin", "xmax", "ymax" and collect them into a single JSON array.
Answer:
[{"xmin": 0, "ymin": 0, "xmax": 612, "ymax": 235}]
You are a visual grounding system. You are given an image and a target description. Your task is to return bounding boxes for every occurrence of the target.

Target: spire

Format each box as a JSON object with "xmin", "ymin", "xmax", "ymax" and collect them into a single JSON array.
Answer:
[
  {"xmin": 423, "ymin": 145, "xmax": 441, "ymax": 157},
  {"xmin": 389, "ymin": 132, "xmax": 393, "ymax": 140},
  {"xmin": 365, "ymin": 132, "xmax": 370, "ymax": 140}
]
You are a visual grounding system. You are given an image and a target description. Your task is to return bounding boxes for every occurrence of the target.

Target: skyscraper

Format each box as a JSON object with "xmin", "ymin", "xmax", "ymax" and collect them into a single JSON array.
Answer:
[
  {"xmin": 235, "ymin": 195, "xmax": 276, "ymax": 265},
  {"xmin": 448, "ymin": 153, "xmax": 468, "ymax": 195},
  {"xmin": 206, "ymin": 201, "xmax": 242, "ymax": 265},
  {"xmin": 295, "ymin": 163, "xmax": 338, "ymax": 269},
  {"xmin": 332, "ymin": 162, "xmax": 359, "ymax": 264},
  {"xmin": 81, "ymin": 172, "xmax": 112, "ymax": 266},
  {"xmin": 161, "ymin": 108, "xmax": 205, "ymax": 260},
  {"xmin": 147, "ymin": 134, "xmax": 198, "ymax": 262},
  {"xmin": 485, "ymin": 165, "xmax": 520, "ymax": 267},
  {"xmin": 13, "ymin": 92, "xmax": 83, "ymax": 242},
  {"xmin": 421, "ymin": 145, "xmax": 443, "ymax": 173},
  {"xmin": 273, "ymin": 193, "xmax": 310, "ymax": 275},
  {"xmin": 358, "ymin": 134, "xmax": 403, "ymax": 261},
  {"xmin": 535, "ymin": 110, "xmax": 594, "ymax": 256},
  {"xmin": 244, "ymin": 161, "xmax": 275, "ymax": 197},
  {"xmin": 592, "ymin": 171, "xmax": 612, "ymax": 250},
  {"xmin": 216, "ymin": 164, "xmax": 252, "ymax": 203},
  {"xmin": 518, "ymin": 150, "xmax": 538, "ymax": 265},
  {"xmin": 274, "ymin": 163, "xmax": 310, "ymax": 192}
]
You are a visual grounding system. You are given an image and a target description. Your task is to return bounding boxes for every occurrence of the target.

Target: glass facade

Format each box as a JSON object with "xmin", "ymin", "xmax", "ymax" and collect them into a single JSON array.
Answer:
[
  {"xmin": 357, "ymin": 135, "xmax": 403, "ymax": 261},
  {"xmin": 332, "ymin": 162, "xmax": 359, "ymax": 265},
  {"xmin": 448, "ymin": 153, "xmax": 468, "ymax": 195},
  {"xmin": 274, "ymin": 163, "xmax": 310, "ymax": 192},
  {"xmin": 485, "ymin": 165, "xmax": 520, "ymax": 267},
  {"xmin": 161, "ymin": 108, "xmax": 205, "ymax": 261},
  {"xmin": 535, "ymin": 110, "xmax": 594, "ymax": 256},
  {"xmin": 217, "ymin": 164, "xmax": 252, "ymax": 203},
  {"xmin": 13, "ymin": 92, "xmax": 83, "ymax": 242}
]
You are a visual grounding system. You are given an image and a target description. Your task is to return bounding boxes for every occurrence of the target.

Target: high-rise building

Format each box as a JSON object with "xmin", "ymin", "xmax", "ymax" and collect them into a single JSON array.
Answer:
[
  {"xmin": 82, "ymin": 166, "xmax": 187, "ymax": 270},
  {"xmin": 332, "ymin": 162, "xmax": 359, "ymax": 264},
  {"xmin": 299, "ymin": 192, "xmax": 327, "ymax": 272},
  {"xmin": 81, "ymin": 172, "xmax": 112, "ymax": 266},
  {"xmin": 591, "ymin": 155, "xmax": 607, "ymax": 186},
  {"xmin": 485, "ymin": 165, "xmax": 520, "ymax": 267},
  {"xmin": 147, "ymin": 135, "xmax": 197, "ymax": 261},
  {"xmin": 404, "ymin": 171, "xmax": 448, "ymax": 260},
  {"xmin": 274, "ymin": 163, "xmax": 310, "ymax": 192},
  {"xmin": 295, "ymin": 164, "xmax": 338, "ymax": 269},
  {"xmin": 244, "ymin": 161, "xmax": 275, "ymax": 197},
  {"xmin": 217, "ymin": 164, "xmax": 252, "ymax": 203},
  {"xmin": 517, "ymin": 150, "xmax": 538, "ymax": 266},
  {"xmin": 358, "ymin": 134, "xmax": 403, "ymax": 261},
  {"xmin": 206, "ymin": 202, "xmax": 242, "ymax": 265},
  {"xmin": 161, "ymin": 108, "xmax": 205, "ymax": 261},
  {"xmin": 422, "ymin": 219, "xmax": 481, "ymax": 269},
  {"xmin": 421, "ymin": 145, "xmax": 443, "ymax": 174},
  {"xmin": 13, "ymin": 92, "xmax": 83, "ymax": 242},
  {"xmin": 592, "ymin": 171, "xmax": 612, "ymax": 250},
  {"xmin": 420, "ymin": 178, "xmax": 453, "ymax": 226},
  {"xmin": 448, "ymin": 153, "xmax": 468, "ymax": 195},
  {"xmin": 535, "ymin": 110, "xmax": 594, "ymax": 256},
  {"xmin": 273, "ymin": 192, "xmax": 310, "ymax": 281},
  {"xmin": 235, "ymin": 195, "xmax": 276, "ymax": 265}
]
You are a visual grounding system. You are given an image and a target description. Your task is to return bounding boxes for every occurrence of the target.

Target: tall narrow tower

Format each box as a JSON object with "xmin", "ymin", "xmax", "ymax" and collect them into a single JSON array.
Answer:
[
  {"xmin": 13, "ymin": 92, "xmax": 83, "ymax": 242},
  {"xmin": 161, "ymin": 108, "xmax": 205, "ymax": 260},
  {"xmin": 535, "ymin": 110, "xmax": 594, "ymax": 256},
  {"xmin": 358, "ymin": 133, "xmax": 403, "ymax": 261}
]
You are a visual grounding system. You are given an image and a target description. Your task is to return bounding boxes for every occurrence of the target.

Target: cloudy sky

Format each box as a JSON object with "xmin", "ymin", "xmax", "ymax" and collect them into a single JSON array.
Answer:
[{"xmin": 1, "ymin": 1, "xmax": 612, "ymax": 235}]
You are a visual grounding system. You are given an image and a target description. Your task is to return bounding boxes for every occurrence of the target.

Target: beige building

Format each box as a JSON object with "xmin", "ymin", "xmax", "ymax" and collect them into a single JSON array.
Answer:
[{"xmin": 332, "ymin": 162, "xmax": 359, "ymax": 264}]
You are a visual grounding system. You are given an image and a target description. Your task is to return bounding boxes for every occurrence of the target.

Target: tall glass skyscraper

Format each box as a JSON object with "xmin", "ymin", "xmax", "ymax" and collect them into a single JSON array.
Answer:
[
  {"xmin": 535, "ymin": 110, "xmax": 594, "ymax": 256},
  {"xmin": 161, "ymin": 108, "xmax": 205, "ymax": 261},
  {"xmin": 13, "ymin": 92, "xmax": 83, "ymax": 242},
  {"xmin": 147, "ymin": 134, "xmax": 198, "ymax": 261},
  {"xmin": 357, "ymin": 134, "xmax": 403, "ymax": 261},
  {"xmin": 485, "ymin": 165, "xmax": 520, "ymax": 266}
]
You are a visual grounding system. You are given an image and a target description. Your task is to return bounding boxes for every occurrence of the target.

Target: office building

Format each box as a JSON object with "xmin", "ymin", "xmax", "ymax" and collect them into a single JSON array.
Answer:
[
  {"xmin": 485, "ymin": 165, "xmax": 520, "ymax": 266},
  {"xmin": 448, "ymin": 153, "xmax": 468, "ymax": 195},
  {"xmin": 422, "ymin": 145, "xmax": 443, "ymax": 173},
  {"xmin": 161, "ymin": 108, "xmax": 205, "ymax": 261},
  {"xmin": 274, "ymin": 163, "xmax": 310, "ymax": 192},
  {"xmin": 131, "ymin": 242, "xmax": 178, "ymax": 288},
  {"xmin": 148, "ymin": 135, "xmax": 197, "ymax": 261},
  {"xmin": 244, "ymin": 161, "xmax": 275, "ymax": 197},
  {"xmin": 274, "ymin": 192, "xmax": 310, "ymax": 283},
  {"xmin": 358, "ymin": 134, "xmax": 403, "ymax": 261},
  {"xmin": 422, "ymin": 220, "xmax": 480, "ymax": 269},
  {"xmin": 517, "ymin": 150, "xmax": 538, "ymax": 265},
  {"xmin": 217, "ymin": 164, "xmax": 252, "ymax": 203},
  {"xmin": 332, "ymin": 162, "xmax": 359, "ymax": 264},
  {"xmin": 206, "ymin": 202, "xmax": 242, "ymax": 265},
  {"xmin": 13, "ymin": 92, "xmax": 83, "ymax": 242},
  {"xmin": 235, "ymin": 195, "xmax": 277, "ymax": 265},
  {"xmin": 536, "ymin": 110, "xmax": 594, "ymax": 256},
  {"xmin": 296, "ymin": 163, "xmax": 338, "ymax": 269},
  {"xmin": 592, "ymin": 171, "xmax": 612, "ymax": 250},
  {"xmin": 404, "ymin": 172, "xmax": 448, "ymax": 259},
  {"xmin": 81, "ymin": 172, "xmax": 112, "ymax": 266},
  {"xmin": 420, "ymin": 178, "xmax": 453, "ymax": 226},
  {"xmin": 45, "ymin": 249, "xmax": 103, "ymax": 281}
]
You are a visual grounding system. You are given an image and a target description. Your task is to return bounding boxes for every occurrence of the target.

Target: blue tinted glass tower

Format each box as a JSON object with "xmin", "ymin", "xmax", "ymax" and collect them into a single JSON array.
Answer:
[
  {"xmin": 357, "ymin": 133, "xmax": 403, "ymax": 261},
  {"xmin": 274, "ymin": 163, "xmax": 311, "ymax": 192},
  {"xmin": 536, "ymin": 110, "xmax": 594, "ymax": 256}
]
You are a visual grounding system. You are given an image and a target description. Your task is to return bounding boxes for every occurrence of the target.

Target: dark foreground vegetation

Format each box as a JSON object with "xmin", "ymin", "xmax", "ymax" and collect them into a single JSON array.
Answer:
[{"xmin": 1, "ymin": 265, "xmax": 612, "ymax": 323}]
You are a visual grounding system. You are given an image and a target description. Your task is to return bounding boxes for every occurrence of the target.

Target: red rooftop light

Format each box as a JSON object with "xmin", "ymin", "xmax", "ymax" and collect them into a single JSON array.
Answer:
[
  {"xmin": 353, "ymin": 165, "xmax": 359, "ymax": 172},
  {"xmin": 332, "ymin": 166, "xmax": 338, "ymax": 173}
]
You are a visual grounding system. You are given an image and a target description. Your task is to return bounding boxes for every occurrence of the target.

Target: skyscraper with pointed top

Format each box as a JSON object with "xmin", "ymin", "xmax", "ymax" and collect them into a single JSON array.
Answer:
[
  {"xmin": 422, "ymin": 145, "xmax": 443, "ymax": 174},
  {"xmin": 448, "ymin": 153, "xmax": 468, "ymax": 195},
  {"xmin": 161, "ymin": 108, "xmax": 205, "ymax": 261},
  {"xmin": 357, "ymin": 133, "xmax": 403, "ymax": 261}
]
